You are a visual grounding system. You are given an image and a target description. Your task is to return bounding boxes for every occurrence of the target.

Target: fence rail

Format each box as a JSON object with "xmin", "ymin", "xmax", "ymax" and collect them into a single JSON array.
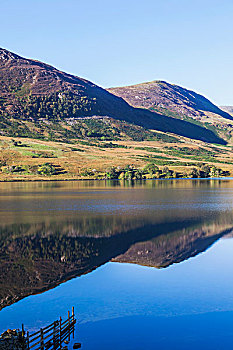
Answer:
[{"xmin": 23, "ymin": 307, "xmax": 76, "ymax": 350}]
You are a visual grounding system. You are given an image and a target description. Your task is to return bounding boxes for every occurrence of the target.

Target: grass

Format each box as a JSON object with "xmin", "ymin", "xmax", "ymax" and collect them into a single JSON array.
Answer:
[{"xmin": 0, "ymin": 134, "xmax": 233, "ymax": 181}]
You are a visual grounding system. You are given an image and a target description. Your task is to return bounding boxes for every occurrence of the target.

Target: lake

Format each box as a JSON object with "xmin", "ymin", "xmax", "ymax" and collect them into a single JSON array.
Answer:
[{"xmin": 1, "ymin": 179, "xmax": 233, "ymax": 349}]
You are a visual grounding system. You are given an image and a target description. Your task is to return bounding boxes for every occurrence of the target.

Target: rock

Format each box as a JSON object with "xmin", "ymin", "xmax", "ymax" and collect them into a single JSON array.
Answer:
[{"xmin": 0, "ymin": 329, "xmax": 26, "ymax": 350}]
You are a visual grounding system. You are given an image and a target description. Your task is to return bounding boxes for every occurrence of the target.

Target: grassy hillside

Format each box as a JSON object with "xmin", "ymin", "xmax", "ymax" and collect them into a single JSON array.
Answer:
[
  {"xmin": 1, "ymin": 48, "xmax": 233, "ymax": 181},
  {"xmin": 0, "ymin": 48, "xmax": 226, "ymax": 145},
  {"xmin": 108, "ymin": 80, "xmax": 232, "ymax": 120},
  {"xmin": 109, "ymin": 81, "xmax": 233, "ymax": 143},
  {"xmin": 0, "ymin": 132, "xmax": 232, "ymax": 181}
]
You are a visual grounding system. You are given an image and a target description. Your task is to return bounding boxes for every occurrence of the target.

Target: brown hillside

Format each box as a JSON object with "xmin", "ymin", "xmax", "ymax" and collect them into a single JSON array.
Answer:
[
  {"xmin": 108, "ymin": 80, "xmax": 233, "ymax": 121},
  {"xmin": 0, "ymin": 48, "xmax": 226, "ymax": 144}
]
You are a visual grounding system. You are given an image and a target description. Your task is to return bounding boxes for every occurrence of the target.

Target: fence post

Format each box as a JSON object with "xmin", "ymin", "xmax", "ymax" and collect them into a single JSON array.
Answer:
[
  {"xmin": 20, "ymin": 310, "xmax": 75, "ymax": 350},
  {"xmin": 53, "ymin": 321, "xmax": 56, "ymax": 349},
  {"xmin": 72, "ymin": 307, "xmax": 75, "ymax": 338},
  {"xmin": 59, "ymin": 316, "xmax": 62, "ymax": 348},
  {"xmin": 22, "ymin": 324, "xmax": 25, "ymax": 338},
  {"xmin": 27, "ymin": 331, "xmax": 29, "ymax": 350},
  {"xmin": 68, "ymin": 310, "xmax": 70, "ymax": 342},
  {"xmin": 40, "ymin": 328, "xmax": 44, "ymax": 350}
]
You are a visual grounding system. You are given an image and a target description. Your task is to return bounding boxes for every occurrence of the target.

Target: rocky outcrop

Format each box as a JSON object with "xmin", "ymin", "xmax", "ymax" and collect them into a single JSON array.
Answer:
[{"xmin": 0, "ymin": 330, "xmax": 26, "ymax": 350}]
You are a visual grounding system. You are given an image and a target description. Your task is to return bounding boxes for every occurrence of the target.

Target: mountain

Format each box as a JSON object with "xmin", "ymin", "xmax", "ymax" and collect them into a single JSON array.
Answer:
[
  {"xmin": 0, "ymin": 48, "xmax": 226, "ymax": 144},
  {"xmin": 109, "ymin": 81, "xmax": 233, "ymax": 142},
  {"xmin": 220, "ymin": 106, "xmax": 233, "ymax": 116},
  {"xmin": 108, "ymin": 80, "xmax": 233, "ymax": 121}
]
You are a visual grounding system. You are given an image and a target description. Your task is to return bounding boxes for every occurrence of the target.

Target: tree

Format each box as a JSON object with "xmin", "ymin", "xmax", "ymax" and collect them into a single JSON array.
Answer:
[
  {"xmin": 37, "ymin": 163, "xmax": 56, "ymax": 176},
  {"xmin": 200, "ymin": 164, "xmax": 211, "ymax": 178},
  {"xmin": 106, "ymin": 167, "xmax": 118, "ymax": 179},
  {"xmin": 209, "ymin": 166, "xmax": 220, "ymax": 178},
  {"xmin": 189, "ymin": 168, "xmax": 200, "ymax": 178},
  {"xmin": 143, "ymin": 163, "xmax": 159, "ymax": 176},
  {"xmin": 134, "ymin": 169, "xmax": 143, "ymax": 179},
  {"xmin": 124, "ymin": 170, "xmax": 134, "ymax": 180},
  {"xmin": 162, "ymin": 166, "xmax": 173, "ymax": 178}
]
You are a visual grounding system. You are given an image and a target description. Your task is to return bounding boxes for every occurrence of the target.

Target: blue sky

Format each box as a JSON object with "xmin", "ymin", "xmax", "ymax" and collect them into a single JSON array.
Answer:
[{"xmin": 1, "ymin": 0, "xmax": 232, "ymax": 105}]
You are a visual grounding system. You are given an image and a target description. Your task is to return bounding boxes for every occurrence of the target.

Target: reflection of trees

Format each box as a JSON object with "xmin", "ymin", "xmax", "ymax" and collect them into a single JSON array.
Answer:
[{"xmin": 0, "ymin": 216, "xmax": 149, "ymax": 240}]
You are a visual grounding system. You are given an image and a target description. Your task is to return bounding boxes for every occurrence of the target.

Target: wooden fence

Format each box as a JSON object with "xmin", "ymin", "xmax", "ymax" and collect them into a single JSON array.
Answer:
[{"xmin": 23, "ymin": 307, "xmax": 76, "ymax": 350}]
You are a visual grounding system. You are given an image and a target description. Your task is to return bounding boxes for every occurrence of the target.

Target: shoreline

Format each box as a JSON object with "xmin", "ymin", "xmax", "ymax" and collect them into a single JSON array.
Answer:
[{"xmin": 0, "ymin": 176, "xmax": 233, "ymax": 183}]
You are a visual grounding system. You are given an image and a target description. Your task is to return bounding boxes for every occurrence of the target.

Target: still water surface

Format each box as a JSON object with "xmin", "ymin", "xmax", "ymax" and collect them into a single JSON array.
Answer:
[{"xmin": 0, "ymin": 179, "xmax": 233, "ymax": 349}]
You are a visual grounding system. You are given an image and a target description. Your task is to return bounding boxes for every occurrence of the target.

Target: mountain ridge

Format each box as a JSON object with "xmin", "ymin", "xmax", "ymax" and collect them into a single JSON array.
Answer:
[
  {"xmin": 108, "ymin": 80, "xmax": 233, "ymax": 144},
  {"xmin": 0, "ymin": 48, "xmax": 226, "ymax": 145},
  {"xmin": 108, "ymin": 80, "xmax": 233, "ymax": 121},
  {"xmin": 220, "ymin": 106, "xmax": 233, "ymax": 116}
]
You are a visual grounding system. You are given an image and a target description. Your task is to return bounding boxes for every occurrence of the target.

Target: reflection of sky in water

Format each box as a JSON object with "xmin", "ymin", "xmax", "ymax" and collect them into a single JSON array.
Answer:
[{"xmin": 1, "ymin": 237, "xmax": 233, "ymax": 350}]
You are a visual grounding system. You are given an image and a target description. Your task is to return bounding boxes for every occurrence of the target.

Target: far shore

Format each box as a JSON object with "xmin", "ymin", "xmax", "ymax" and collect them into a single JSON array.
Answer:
[{"xmin": 0, "ymin": 176, "xmax": 233, "ymax": 183}]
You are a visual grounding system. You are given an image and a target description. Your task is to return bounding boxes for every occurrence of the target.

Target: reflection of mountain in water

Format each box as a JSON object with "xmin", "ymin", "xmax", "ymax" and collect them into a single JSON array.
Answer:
[
  {"xmin": 113, "ymin": 224, "xmax": 233, "ymax": 268},
  {"xmin": 0, "ymin": 215, "xmax": 233, "ymax": 310}
]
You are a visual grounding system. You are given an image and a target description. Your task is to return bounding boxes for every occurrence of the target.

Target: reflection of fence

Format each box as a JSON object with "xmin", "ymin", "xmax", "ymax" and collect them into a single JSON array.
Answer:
[{"xmin": 24, "ymin": 307, "xmax": 76, "ymax": 350}]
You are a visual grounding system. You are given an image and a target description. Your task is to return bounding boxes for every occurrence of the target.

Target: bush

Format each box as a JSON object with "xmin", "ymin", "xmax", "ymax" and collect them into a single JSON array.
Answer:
[
  {"xmin": 143, "ymin": 163, "xmax": 159, "ymax": 175},
  {"xmin": 106, "ymin": 167, "xmax": 118, "ymax": 179},
  {"xmin": 37, "ymin": 163, "xmax": 56, "ymax": 175}
]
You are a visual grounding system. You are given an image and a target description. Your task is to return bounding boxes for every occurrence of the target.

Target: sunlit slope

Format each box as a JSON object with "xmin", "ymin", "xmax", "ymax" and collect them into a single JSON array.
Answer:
[{"xmin": 109, "ymin": 81, "xmax": 233, "ymax": 143}]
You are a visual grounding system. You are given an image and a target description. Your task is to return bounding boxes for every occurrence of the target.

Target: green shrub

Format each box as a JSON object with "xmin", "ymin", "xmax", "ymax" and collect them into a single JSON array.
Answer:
[{"xmin": 37, "ymin": 163, "xmax": 56, "ymax": 175}]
